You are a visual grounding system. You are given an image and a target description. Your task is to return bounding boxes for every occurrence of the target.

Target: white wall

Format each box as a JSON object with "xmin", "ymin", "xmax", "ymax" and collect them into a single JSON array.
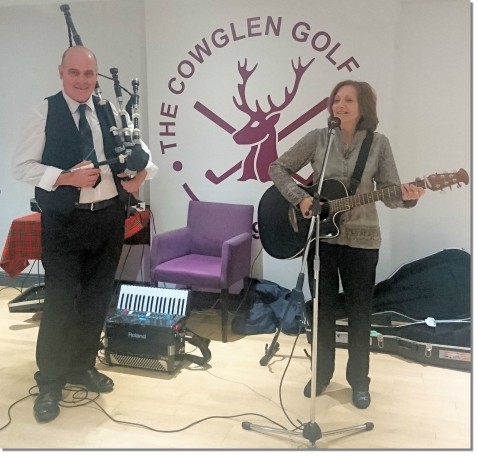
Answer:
[{"xmin": 0, "ymin": 0, "xmax": 471, "ymax": 296}]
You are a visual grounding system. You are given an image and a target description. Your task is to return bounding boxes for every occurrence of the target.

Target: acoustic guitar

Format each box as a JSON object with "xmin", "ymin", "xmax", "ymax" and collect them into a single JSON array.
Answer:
[{"xmin": 258, "ymin": 169, "xmax": 469, "ymax": 260}]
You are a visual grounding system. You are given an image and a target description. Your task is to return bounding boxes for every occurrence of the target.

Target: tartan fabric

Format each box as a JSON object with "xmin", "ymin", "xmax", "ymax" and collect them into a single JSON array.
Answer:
[
  {"xmin": 0, "ymin": 213, "xmax": 41, "ymax": 278},
  {"xmin": 0, "ymin": 209, "xmax": 150, "ymax": 278},
  {"xmin": 124, "ymin": 209, "xmax": 150, "ymax": 239}
]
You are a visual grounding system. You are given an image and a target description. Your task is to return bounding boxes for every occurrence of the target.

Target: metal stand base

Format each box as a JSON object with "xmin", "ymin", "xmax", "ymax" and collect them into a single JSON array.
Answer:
[{"xmin": 242, "ymin": 420, "xmax": 374, "ymax": 447}]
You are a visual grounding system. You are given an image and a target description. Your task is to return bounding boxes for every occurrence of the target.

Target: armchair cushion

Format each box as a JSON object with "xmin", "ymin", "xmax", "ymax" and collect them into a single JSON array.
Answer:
[
  {"xmin": 154, "ymin": 254, "xmax": 222, "ymax": 289},
  {"xmin": 191, "ymin": 231, "xmax": 223, "ymax": 257}
]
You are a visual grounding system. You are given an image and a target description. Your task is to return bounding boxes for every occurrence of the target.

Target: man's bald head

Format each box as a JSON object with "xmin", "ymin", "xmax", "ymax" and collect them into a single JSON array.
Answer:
[{"xmin": 58, "ymin": 45, "xmax": 98, "ymax": 103}]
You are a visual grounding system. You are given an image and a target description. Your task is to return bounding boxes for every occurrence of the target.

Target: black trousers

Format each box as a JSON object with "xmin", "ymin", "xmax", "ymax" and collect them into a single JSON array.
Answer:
[
  {"xmin": 35, "ymin": 200, "xmax": 125, "ymax": 392},
  {"xmin": 307, "ymin": 242, "xmax": 379, "ymax": 391}
]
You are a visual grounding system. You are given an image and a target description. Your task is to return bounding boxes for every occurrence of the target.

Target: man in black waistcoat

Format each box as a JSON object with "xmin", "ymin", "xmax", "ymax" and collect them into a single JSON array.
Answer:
[{"xmin": 11, "ymin": 45, "xmax": 158, "ymax": 423}]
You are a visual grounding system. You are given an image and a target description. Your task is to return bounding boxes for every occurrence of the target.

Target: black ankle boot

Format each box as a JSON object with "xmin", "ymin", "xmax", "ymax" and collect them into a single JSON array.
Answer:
[
  {"xmin": 303, "ymin": 379, "xmax": 329, "ymax": 398},
  {"xmin": 352, "ymin": 390, "xmax": 371, "ymax": 409}
]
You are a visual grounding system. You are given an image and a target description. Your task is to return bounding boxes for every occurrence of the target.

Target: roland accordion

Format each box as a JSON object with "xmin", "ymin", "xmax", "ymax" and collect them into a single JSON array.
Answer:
[{"xmin": 104, "ymin": 285, "xmax": 191, "ymax": 373}]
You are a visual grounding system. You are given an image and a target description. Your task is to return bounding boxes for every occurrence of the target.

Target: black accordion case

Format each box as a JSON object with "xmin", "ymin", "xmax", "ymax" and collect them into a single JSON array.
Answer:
[{"xmin": 331, "ymin": 249, "xmax": 470, "ymax": 370}]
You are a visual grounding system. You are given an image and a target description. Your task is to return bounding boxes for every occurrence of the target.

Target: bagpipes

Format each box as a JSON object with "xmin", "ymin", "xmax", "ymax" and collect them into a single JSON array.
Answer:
[{"xmin": 60, "ymin": 4, "xmax": 149, "ymax": 175}]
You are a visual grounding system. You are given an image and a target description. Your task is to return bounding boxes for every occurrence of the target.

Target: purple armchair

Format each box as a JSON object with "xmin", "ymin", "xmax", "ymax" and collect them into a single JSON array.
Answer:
[{"xmin": 150, "ymin": 201, "xmax": 254, "ymax": 342}]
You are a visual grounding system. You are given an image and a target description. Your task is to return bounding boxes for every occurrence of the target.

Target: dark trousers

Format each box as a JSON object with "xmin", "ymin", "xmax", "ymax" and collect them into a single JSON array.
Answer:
[
  {"xmin": 35, "ymin": 201, "xmax": 125, "ymax": 392},
  {"xmin": 307, "ymin": 242, "xmax": 379, "ymax": 391}
]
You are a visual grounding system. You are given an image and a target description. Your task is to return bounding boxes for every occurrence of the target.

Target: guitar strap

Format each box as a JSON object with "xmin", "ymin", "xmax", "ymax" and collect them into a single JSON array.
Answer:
[{"xmin": 348, "ymin": 130, "xmax": 374, "ymax": 195}]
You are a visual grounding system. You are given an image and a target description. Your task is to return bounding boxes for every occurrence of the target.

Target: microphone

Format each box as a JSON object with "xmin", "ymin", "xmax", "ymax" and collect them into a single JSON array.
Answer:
[{"xmin": 328, "ymin": 116, "xmax": 341, "ymax": 129}]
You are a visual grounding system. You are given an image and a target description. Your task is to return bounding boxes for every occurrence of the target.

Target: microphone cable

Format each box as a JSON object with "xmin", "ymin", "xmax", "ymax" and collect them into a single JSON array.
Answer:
[{"xmin": 0, "ymin": 386, "xmax": 290, "ymax": 436}]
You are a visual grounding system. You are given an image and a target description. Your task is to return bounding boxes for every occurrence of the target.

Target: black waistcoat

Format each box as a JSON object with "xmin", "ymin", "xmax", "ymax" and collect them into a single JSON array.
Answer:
[{"xmin": 35, "ymin": 92, "xmax": 129, "ymax": 214}]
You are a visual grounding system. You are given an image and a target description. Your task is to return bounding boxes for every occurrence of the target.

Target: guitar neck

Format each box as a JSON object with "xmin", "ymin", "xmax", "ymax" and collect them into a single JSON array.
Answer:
[{"xmin": 331, "ymin": 179, "xmax": 426, "ymax": 212}]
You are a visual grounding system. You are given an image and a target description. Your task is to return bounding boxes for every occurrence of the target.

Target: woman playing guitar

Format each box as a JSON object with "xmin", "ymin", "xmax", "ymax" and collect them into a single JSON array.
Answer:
[{"xmin": 268, "ymin": 80, "xmax": 424, "ymax": 409}]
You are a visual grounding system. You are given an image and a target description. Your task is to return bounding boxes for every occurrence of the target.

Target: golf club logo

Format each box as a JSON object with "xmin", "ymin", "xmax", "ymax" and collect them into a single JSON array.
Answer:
[
  {"xmin": 157, "ymin": 18, "xmax": 360, "ymax": 201},
  {"xmin": 177, "ymin": 57, "xmax": 330, "ymax": 201}
]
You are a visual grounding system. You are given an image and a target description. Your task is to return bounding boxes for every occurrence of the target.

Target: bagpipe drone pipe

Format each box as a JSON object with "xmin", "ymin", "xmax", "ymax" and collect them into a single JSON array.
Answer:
[{"xmin": 60, "ymin": 4, "xmax": 149, "ymax": 176}]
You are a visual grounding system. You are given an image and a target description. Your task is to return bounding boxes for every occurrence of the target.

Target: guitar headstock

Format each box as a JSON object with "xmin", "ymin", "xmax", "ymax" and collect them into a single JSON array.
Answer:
[{"xmin": 423, "ymin": 168, "xmax": 469, "ymax": 191}]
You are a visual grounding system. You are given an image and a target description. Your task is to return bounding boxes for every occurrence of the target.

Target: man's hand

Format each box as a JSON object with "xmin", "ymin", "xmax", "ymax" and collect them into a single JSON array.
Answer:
[
  {"xmin": 55, "ymin": 160, "xmax": 101, "ymax": 188},
  {"xmin": 118, "ymin": 169, "xmax": 147, "ymax": 193}
]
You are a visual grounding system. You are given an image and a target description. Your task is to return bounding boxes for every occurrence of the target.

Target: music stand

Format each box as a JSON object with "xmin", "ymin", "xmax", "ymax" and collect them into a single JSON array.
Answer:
[{"xmin": 243, "ymin": 118, "xmax": 374, "ymax": 447}]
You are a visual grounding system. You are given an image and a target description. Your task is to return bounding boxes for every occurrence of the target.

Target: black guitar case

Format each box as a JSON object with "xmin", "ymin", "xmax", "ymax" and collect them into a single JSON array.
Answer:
[{"xmin": 306, "ymin": 248, "xmax": 471, "ymax": 370}]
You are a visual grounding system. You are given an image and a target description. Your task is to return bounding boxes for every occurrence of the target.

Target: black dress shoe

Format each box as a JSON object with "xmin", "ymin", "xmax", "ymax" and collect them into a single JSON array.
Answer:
[
  {"xmin": 34, "ymin": 391, "xmax": 61, "ymax": 423},
  {"xmin": 352, "ymin": 390, "xmax": 371, "ymax": 409},
  {"xmin": 303, "ymin": 379, "xmax": 329, "ymax": 398},
  {"xmin": 67, "ymin": 368, "xmax": 114, "ymax": 393}
]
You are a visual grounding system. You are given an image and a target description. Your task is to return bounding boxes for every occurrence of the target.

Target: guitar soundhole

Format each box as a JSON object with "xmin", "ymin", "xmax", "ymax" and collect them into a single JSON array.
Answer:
[{"xmin": 320, "ymin": 200, "xmax": 330, "ymax": 220}]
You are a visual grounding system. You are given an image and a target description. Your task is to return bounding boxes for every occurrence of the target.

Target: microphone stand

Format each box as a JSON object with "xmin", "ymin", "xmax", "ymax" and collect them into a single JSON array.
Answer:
[{"xmin": 244, "ymin": 119, "xmax": 373, "ymax": 447}]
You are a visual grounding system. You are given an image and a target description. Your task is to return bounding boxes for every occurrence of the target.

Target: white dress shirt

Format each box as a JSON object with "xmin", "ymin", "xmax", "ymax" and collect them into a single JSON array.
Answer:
[{"xmin": 11, "ymin": 91, "xmax": 158, "ymax": 204}]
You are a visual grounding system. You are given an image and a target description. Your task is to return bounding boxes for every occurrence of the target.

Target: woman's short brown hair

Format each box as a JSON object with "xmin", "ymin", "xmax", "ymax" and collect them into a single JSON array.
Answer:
[{"xmin": 328, "ymin": 80, "xmax": 379, "ymax": 132}]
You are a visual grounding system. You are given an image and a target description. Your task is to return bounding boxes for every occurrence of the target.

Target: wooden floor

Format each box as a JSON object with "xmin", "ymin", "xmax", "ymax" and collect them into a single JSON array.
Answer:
[{"xmin": 0, "ymin": 286, "xmax": 471, "ymax": 450}]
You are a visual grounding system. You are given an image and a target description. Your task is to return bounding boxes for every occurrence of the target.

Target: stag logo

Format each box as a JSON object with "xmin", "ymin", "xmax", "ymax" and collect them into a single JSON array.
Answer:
[{"xmin": 194, "ymin": 57, "xmax": 328, "ymax": 186}]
